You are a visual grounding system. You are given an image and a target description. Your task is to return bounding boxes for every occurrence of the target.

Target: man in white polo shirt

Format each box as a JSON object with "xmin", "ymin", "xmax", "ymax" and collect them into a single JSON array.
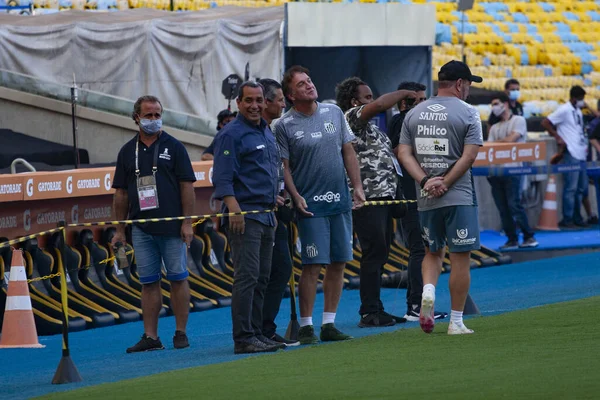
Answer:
[{"xmin": 541, "ymin": 86, "xmax": 588, "ymax": 228}]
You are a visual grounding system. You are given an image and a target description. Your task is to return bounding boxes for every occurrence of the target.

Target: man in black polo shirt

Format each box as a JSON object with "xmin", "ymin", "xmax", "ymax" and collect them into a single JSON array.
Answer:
[
  {"xmin": 213, "ymin": 81, "xmax": 283, "ymax": 354},
  {"xmin": 112, "ymin": 95, "xmax": 196, "ymax": 353}
]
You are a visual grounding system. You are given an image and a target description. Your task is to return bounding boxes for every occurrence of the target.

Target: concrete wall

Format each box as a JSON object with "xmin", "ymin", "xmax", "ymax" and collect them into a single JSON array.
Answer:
[{"xmin": 0, "ymin": 87, "xmax": 213, "ymax": 164}]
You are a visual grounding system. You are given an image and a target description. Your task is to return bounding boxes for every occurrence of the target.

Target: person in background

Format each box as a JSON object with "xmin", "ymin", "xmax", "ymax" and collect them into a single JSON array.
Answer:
[
  {"xmin": 582, "ymin": 100, "xmax": 600, "ymax": 225},
  {"xmin": 399, "ymin": 60, "xmax": 484, "ymax": 335},
  {"xmin": 487, "ymin": 93, "xmax": 538, "ymax": 249},
  {"xmin": 212, "ymin": 82, "xmax": 283, "ymax": 354},
  {"xmin": 488, "ymin": 79, "xmax": 524, "ymax": 127},
  {"xmin": 335, "ymin": 77, "xmax": 416, "ymax": 328},
  {"xmin": 387, "ymin": 82, "xmax": 447, "ymax": 322},
  {"xmin": 541, "ymin": 86, "xmax": 590, "ymax": 228},
  {"xmin": 257, "ymin": 78, "xmax": 300, "ymax": 346},
  {"xmin": 112, "ymin": 95, "xmax": 195, "ymax": 353},
  {"xmin": 201, "ymin": 109, "xmax": 237, "ymax": 161},
  {"xmin": 275, "ymin": 65, "xmax": 365, "ymax": 345}
]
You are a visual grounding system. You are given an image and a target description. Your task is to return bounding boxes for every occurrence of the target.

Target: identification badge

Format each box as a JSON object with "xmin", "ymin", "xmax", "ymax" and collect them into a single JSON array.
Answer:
[{"xmin": 137, "ymin": 175, "xmax": 160, "ymax": 211}]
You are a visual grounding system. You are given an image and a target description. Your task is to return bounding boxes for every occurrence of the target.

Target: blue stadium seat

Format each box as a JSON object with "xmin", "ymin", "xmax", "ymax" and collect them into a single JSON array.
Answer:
[
  {"xmin": 554, "ymin": 22, "xmax": 571, "ymax": 33},
  {"xmin": 563, "ymin": 12, "xmax": 580, "ymax": 22},
  {"xmin": 512, "ymin": 13, "xmax": 529, "ymax": 23},
  {"xmin": 587, "ymin": 11, "xmax": 600, "ymax": 22},
  {"xmin": 539, "ymin": 2, "xmax": 555, "ymax": 13},
  {"xmin": 435, "ymin": 23, "xmax": 452, "ymax": 45}
]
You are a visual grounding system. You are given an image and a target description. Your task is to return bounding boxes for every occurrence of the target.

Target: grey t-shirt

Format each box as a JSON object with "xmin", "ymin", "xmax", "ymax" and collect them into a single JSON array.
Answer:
[
  {"xmin": 274, "ymin": 102, "xmax": 355, "ymax": 217},
  {"xmin": 488, "ymin": 114, "xmax": 527, "ymax": 167},
  {"xmin": 399, "ymin": 96, "xmax": 483, "ymax": 211}
]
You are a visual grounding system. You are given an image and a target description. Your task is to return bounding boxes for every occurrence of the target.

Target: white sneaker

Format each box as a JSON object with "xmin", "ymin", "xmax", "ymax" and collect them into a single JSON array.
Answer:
[
  {"xmin": 447, "ymin": 321, "xmax": 474, "ymax": 335},
  {"xmin": 419, "ymin": 293, "xmax": 435, "ymax": 334}
]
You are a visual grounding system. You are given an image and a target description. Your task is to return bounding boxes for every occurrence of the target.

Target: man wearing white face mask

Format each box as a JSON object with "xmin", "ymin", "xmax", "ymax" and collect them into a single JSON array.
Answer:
[
  {"xmin": 488, "ymin": 79, "xmax": 524, "ymax": 131},
  {"xmin": 542, "ymin": 86, "xmax": 589, "ymax": 228},
  {"xmin": 112, "ymin": 95, "xmax": 196, "ymax": 353},
  {"xmin": 487, "ymin": 93, "xmax": 538, "ymax": 249}
]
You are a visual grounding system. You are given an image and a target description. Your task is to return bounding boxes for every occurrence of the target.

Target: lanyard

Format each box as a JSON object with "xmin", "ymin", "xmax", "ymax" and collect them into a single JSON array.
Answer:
[{"xmin": 135, "ymin": 135, "xmax": 160, "ymax": 177}]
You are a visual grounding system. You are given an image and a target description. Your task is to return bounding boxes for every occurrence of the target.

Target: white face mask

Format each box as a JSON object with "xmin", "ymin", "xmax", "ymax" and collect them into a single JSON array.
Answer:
[
  {"xmin": 491, "ymin": 104, "xmax": 505, "ymax": 117},
  {"xmin": 576, "ymin": 100, "xmax": 585, "ymax": 109},
  {"xmin": 509, "ymin": 90, "xmax": 520, "ymax": 101}
]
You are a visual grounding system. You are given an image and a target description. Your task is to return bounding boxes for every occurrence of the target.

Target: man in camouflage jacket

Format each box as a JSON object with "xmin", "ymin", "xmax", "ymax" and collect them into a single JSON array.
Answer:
[{"xmin": 336, "ymin": 77, "xmax": 416, "ymax": 328}]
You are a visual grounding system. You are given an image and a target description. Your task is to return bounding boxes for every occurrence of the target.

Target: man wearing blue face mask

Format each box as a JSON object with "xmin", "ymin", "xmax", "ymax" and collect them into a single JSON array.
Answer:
[
  {"xmin": 112, "ymin": 95, "xmax": 196, "ymax": 353},
  {"xmin": 488, "ymin": 79, "xmax": 524, "ymax": 129}
]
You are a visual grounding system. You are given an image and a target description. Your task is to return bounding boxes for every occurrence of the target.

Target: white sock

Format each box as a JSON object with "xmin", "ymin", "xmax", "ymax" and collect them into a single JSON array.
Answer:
[
  {"xmin": 322, "ymin": 312, "xmax": 336, "ymax": 325},
  {"xmin": 423, "ymin": 284, "xmax": 436, "ymax": 300},
  {"xmin": 300, "ymin": 317, "xmax": 313, "ymax": 328},
  {"xmin": 450, "ymin": 310, "xmax": 463, "ymax": 325}
]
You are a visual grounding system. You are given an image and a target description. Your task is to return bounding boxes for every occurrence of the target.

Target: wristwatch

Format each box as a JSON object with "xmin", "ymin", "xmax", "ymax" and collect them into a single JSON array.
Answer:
[{"xmin": 420, "ymin": 175, "xmax": 430, "ymax": 189}]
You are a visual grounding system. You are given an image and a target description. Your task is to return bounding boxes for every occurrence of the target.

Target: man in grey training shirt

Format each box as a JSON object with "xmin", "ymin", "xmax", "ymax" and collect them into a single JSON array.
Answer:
[
  {"xmin": 275, "ymin": 65, "xmax": 365, "ymax": 345},
  {"xmin": 398, "ymin": 60, "xmax": 483, "ymax": 336}
]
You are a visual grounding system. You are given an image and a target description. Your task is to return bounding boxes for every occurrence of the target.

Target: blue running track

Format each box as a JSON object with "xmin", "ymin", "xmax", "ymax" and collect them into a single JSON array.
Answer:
[{"xmin": 3, "ymin": 251, "xmax": 600, "ymax": 399}]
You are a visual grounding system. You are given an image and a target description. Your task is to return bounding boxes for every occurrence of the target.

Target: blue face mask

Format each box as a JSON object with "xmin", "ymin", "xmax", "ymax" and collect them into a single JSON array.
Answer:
[
  {"xmin": 509, "ymin": 90, "xmax": 520, "ymax": 101},
  {"xmin": 139, "ymin": 118, "xmax": 162, "ymax": 135}
]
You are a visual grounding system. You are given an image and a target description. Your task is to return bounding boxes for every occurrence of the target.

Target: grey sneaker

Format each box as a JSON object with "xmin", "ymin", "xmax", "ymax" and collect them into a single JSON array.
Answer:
[
  {"xmin": 500, "ymin": 240, "xmax": 519, "ymax": 250},
  {"xmin": 257, "ymin": 335, "xmax": 286, "ymax": 350},
  {"xmin": 234, "ymin": 336, "xmax": 279, "ymax": 354},
  {"xmin": 519, "ymin": 237, "xmax": 539, "ymax": 248}
]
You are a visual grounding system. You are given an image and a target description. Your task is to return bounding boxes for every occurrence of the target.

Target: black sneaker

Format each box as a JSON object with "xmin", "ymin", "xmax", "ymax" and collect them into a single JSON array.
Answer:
[
  {"xmin": 519, "ymin": 237, "xmax": 539, "ymax": 248},
  {"xmin": 320, "ymin": 323, "xmax": 353, "ymax": 341},
  {"xmin": 234, "ymin": 336, "xmax": 280, "ymax": 354},
  {"xmin": 257, "ymin": 335, "xmax": 286, "ymax": 350},
  {"xmin": 574, "ymin": 221, "xmax": 589, "ymax": 228},
  {"xmin": 500, "ymin": 240, "xmax": 519, "ymax": 250},
  {"xmin": 126, "ymin": 334, "xmax": 165, "ymax": 353},
  {"xmin": 588, "ymin": 216, "xmax": 599, "ymax": 225},
  {"xmin": 271, "ymin": 333, "xmax": 300, "ymax": 347},
  {"xmin": 403, "ymin": 304, "xmax": 420, "ymax": 322},
  {"xmin": 173, "ymin": 330, "xmax": 189, "ymax": 349},
  {"xmin": 380, "ymin": 310, "xmax": 407, "ymax": 324},
  {"xmin": 559, "ymin": 221, "xmax": 577, "ymax": 229},
  {"xmin": 297, "ymin": 325, "xmax": 319, "ymax": 345},
  {"xmin": 358, "ymin": 312, "xmax": 396, "ymax": 328},
  {"xmin": 404, "ymin": 304, "xmax": 447, "ymax": 322}
]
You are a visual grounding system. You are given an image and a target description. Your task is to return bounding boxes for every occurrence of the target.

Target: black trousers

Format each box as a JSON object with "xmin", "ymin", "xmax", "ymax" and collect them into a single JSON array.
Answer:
[
  {"xmin": 399, "ymin": 203, "xmax": 425, "ymax": 307},
  {"xmin": 229, "ymin": 219, "xmax": 275, "ymax": 343},
  {"xmin": 353, "ymin": 203, "xmax": 393, "ymax": 315},
  {"xmin": 398, "ymin": 171, "xmax": 425, "ymax": 307},
  {"xmin": 262, "ymin": 222, "xmax": 293, "ymax": 337}
]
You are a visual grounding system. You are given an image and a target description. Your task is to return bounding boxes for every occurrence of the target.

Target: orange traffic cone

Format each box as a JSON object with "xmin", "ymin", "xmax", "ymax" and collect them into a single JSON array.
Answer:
[
  {"xmin": 0, "ymin": 249, "xmax": 44, "ymax": 348},
  {"xmin": 537, "ymin": 175, "xmax": 560, "ymax": 231}
]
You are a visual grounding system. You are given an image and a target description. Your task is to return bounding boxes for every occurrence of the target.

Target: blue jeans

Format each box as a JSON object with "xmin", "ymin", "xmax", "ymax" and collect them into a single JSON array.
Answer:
[
  {"xmin": 561, "ymin": 151, "xmax": 588, "ymax": 225},
  {"xmin": 131, "ymin": 226, "xmax": 189, "ymax": 285},
  {"xmin": 488, "ymin": 176, "xmax": 535, "ymax": 242}
]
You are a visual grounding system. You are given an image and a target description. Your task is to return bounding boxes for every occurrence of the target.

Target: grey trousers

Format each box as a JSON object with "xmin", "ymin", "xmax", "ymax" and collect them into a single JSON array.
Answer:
[{"xmin": 229, "ymin": 219, "xmax": 275, "ymax": 343}]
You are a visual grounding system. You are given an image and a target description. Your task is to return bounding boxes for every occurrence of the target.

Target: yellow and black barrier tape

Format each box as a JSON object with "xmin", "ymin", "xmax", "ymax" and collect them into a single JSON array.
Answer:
[
  {"xmin": 66, "ymin": 209, "xmax": 274, "ymax": 228},
  {"xmin": 363, "ymin": 199, "xmax": 417, "ymax": 206},
  {"xmin": 0, "ymin": 227, "xmax": 66, "ymax": 250}
]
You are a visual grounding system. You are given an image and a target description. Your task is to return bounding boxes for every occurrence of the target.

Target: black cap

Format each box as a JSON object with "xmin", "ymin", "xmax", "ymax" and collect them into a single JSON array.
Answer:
[
  {"xmin": 217, "ymin": 109, "xmax": 236, "ymax": 124},
  {"xmin": 438, "ymin": 60, "xmax": 483, "ymax": 83}
]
